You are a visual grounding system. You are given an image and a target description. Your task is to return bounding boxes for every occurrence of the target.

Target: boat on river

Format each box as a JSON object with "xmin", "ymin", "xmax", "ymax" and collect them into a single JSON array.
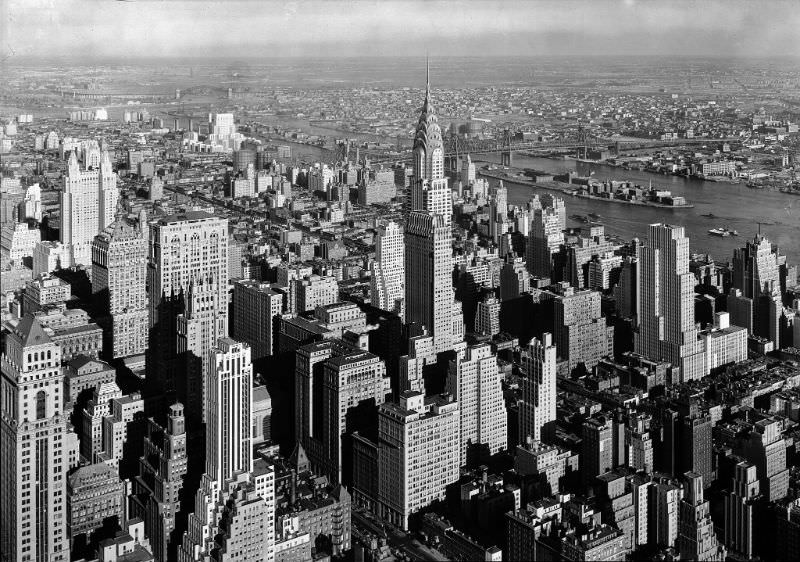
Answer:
[{"xmin": 708, "ymin": 227, "xmax": 738, "ymax": 237}]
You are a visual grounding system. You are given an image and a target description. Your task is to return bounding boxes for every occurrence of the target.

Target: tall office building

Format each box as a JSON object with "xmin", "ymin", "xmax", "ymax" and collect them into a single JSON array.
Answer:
[
  {"xmin": 180, "ymin": 339, "xmax": 276, "ymax": 561},
  {"xmin": 553, "ymin": 284, "xmax": 614, "ymax": 375},
  {"xmin": 461, "ymin": 154, "xmax": 476, "ymax": 187},
  {"xmin": 582, "ymin": 415, "xmax": 614, "ymax": 484},
  {"xmin": 635, "ymin": 224, "xmax": 705, "ymax": 383},
  {"xmin": 732, "ymin": 234, "xmax": 785, "ymax": 347},
  {"xmin": 677, "ymin": 473, "xmax": 726, "ymax": 561},
  {"xmin": 60, "ymin": 150, "xmax": 119, "ymax": 266},
  {"xmin": 409, "ymin": 62, "xmax": 451, "ymax": 223},
  {"xmin": 614, "ymin": 255, "xmax": 639, "ymax": 320},
  {"xmin": 91, "ymin": 210, "xmax": 148, "ymax": 360},
  {"xmin": 489, "ymin": 181, "xmax": 508, "ymax": 243},
  {"xmin": 147, "ymin": 211, "xmax": 228, "ymax": 401},
  {"xmin": 649, "ymin": 479, "xmax": 683, "ymax": 548},
  {"xmin": 681, "ymin": 412, "xmax": 714, "ymax": 488},
  {"xmin": 232, "ymin": 280, "xmax": 284, "ymax": 359},
  {"xmin": 447, "ymin": 343, "xmax": 507, "ymax": 466},
  {"xmin": 499, "ymin": 255, "xmax": 530, "ymax": 301},
  {"xmin": 518, "ymin": 333, "xmax": 557, "ymax": 444},
  {"xmin": 370, "ymin": 221, "xmax": 405, "ymax": 320},
  {"xmin": 724, "ymin": 461, "xmax": 761, "ymax": 559},
  {"xmin": 205, "ymin": 338, "xmax": 252, "ymax": 485},
  {"xmin": 295, "ymin": 341, "xmax": 390, "ymax": 484},
  {"xmin": 1, "ymin": 316, "xmax": 70, "ymax": 562},
  {"xmin": 743, "ymin": 416, "xmax": 789, "ymax": 502},
  {"xmin": 131, "ymin": 403, "xmax": 189, "ymax": 562},
  {"xmin": 377, "ymin": 391, "xmax": 460, "ymax": 530},
  {"xmin": 405, "ymin": 211, "xmax": 461, "ymax": 353},
  {"xmin": 527, "ymin": 199, "xmax": 565, "ymax": 279}
]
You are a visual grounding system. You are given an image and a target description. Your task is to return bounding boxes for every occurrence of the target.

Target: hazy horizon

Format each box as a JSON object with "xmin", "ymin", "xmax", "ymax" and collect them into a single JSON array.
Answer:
[{"xmin": 3, "ymin": 0, "xmax": 799, "ymax": 64}]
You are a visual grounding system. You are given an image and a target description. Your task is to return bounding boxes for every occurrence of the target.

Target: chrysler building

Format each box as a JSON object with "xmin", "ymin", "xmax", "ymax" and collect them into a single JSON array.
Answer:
[{"xmin": 409, "ymin": 60, "xmax": 451, "ymax": 224}]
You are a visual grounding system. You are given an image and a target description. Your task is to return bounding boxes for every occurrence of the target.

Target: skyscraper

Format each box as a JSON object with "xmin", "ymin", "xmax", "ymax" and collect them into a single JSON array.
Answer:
[
  {"xmin": 732, "ymin": 234, "xmax": 785, "ymax": 347},
  {"xmin": 724, "ymin": 461, "xmax": 761, "ymax": 559},
  {"xmin": 232, "ymin": 280, "xmax": 284, "ymax": 360},
  {"xmin": 461, "ymin": 153, "xmax": 476, "ymax": 187},
  {"xmin": 527, "ymin": 199, "xmax": 565, "ymax": 279},
  {"xmin": 582, "ymin": 415, "xmax": 614, "ymax": 484},
  {"xmin": 147, "ymin": 211, "xmax": 228, "ymax": 401},
  {"xmin": 370, "ymin": 221, "xmax": 405, "ymax": 320},
  {"xmin": 553, "ymin": 284, "xmax": 614, "ymax": 375},
  {"xmin": 405, "ymin": 211, "xmax": 460, "ymax": 354},
  {"xmin": 518, "ymin": 333, "xmax": 557, "ymax": 444},
  {"xmin": 60, "ymin": 150, "xmax": 119, "ymax": 266},
  {"xmin": 677, "ymin": 472, "xmax": 726, "ymax": 561},
  {"xmin": 1, "ymin": 316, "xmax": 70, "ymax": 562},
  {"xmin": 635, "ymin": 224, "xmax": 705, "ymax": 383},
  {"xmin": 205, "ymin": 338, "xmax": 253, "ymax": 485},
  {"xmin": 180, "ymin": 338, "xmax": 277, "ymax": 561},
  {"xmin": 447, "ymin": 342, "xmax": 507, "ymax": 466},
  {"xmin": 409, "ymin": 61, "xmax": 451, "ymax": 223},
  {"xmin": 489, "ymin": 181, "xmax": 508, "ymax": 244},
  {"xmin": 131, "ymin": 403, "xmax": 189, "ymax": 562},
  {"xmin": 377, "ymin": 392, "xmax": 460, "ymax": 530},
  {"xmin": 91, "ymin": 210, "xmax": 148, "ymax": 360},
  {"xmin": 295, "ymin": 340, "xmax": 390, "ymax": 484}
]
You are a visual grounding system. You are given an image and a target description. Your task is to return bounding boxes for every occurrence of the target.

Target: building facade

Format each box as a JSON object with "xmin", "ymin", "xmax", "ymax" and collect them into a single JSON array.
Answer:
[{"xmin": 60, "ymin": 151, "xmax": 119, "ymax": 266}]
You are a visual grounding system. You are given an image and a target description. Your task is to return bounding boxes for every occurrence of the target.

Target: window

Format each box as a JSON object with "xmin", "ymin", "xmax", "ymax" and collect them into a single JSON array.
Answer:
[{"xmin": 35, "ymin": 391, "xmax": 47, "ymax": 420}]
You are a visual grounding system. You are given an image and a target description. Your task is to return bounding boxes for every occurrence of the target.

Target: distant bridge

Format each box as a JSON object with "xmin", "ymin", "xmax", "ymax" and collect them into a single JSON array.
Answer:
[{"xmin": 367, "ymin": 134, "xmax": 740, "ymax": 166}]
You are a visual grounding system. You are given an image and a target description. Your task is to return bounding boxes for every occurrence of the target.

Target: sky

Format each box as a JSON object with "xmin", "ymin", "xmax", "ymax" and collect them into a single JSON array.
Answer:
[{"xmin": 2, "ymin": 0, "xmax": 799, "ymax": 61}]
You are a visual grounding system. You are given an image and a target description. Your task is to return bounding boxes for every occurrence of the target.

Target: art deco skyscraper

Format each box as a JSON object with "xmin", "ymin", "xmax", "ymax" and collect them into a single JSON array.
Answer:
[
  {"xmin": 405, "ymin": 211, "xmax": 461, "ymax": 353},
  {"xmin": 370, "ymin": 221, "xmax": 405, "ymax": 320},
  {"xmin": 60, "ymin": 150, "xmax": 119, "ymax": 266},
  {"xmin": 518, "ymin": 333, "xmax": 557, "ymax": 444},
  {"xmin": 204, "ymin": 338, "xmax": 253, "ymax": 485},
  {"xmin": 131, "ymin": 403, "xmax": 189, "ymax": 562},
  {"xmin": 409, "ymin": 61, "xmax": 451, "ymax": 223},
  {"xmin": 635, "ymin": 224, "xmax": 705, "ymax": 383},
  {"xmin": 179, "ymin": 339, "xmax": 277, "ymax": 562},
  {"xmin": 91, "ymin": 210, "xmax": 148, "ymax": 360},
  {"xmin": 724, "ymin": 461, "xmax": 761, "ymax": 559},
  {"xmin": 527, "ymin": 198, "xmax": 566, "ymax": 279},
  {"xmin": 677, "ymin": 472, "xmax": 726, "ymax": 561},
  {"xmin": 489, "ymin": 181, "xmax": 508, "ymax": 244},
  {"xmin": 732, "ymin": 234, "xmax": 785, "ymax": 347},
  {"xmin": 1, "ymin": 316, "xmax": 70, "ymax": 562}
]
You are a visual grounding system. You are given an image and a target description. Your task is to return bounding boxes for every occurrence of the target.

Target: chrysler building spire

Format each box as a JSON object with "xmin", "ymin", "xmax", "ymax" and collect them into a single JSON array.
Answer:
[{"xmin": 410, "ymin": 58, "xmax": 449, "ymax": 218}]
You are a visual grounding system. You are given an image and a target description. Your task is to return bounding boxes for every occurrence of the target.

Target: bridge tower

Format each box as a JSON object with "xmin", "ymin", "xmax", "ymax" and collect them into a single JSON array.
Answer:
[
  {"xmin": 500, "ymin": 129, "xmax": 513, "ymax": 167},
  {"xmin": 577, "ymin": 122, "xmax": 588, "ymax": 159}
]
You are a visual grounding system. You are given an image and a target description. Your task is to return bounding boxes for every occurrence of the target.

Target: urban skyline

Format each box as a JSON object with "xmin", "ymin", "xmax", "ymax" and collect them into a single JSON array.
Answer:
[{"xmin": 2, "ymin": 1, "xmax": 800, "ymax": 561}]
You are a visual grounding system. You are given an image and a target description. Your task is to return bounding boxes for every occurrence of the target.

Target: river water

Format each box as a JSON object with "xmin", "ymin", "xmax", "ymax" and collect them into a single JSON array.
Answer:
[
  {"xmin": 478, "ymin": 153, "xmax": 800, "ymax": 266},
  {"xmin": 265, "ymin": 140, "xmax": 798, "ymax": 265}
]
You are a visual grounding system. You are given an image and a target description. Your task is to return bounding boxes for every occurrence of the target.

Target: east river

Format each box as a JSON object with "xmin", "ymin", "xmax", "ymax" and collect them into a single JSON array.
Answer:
[
  {"xmin": 478, "ymin": 153, "xmax": 800, "ymax": 266},
  {"xmin": 259, "ymin": 137, "xmax": 799, "ymax": 265}
]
